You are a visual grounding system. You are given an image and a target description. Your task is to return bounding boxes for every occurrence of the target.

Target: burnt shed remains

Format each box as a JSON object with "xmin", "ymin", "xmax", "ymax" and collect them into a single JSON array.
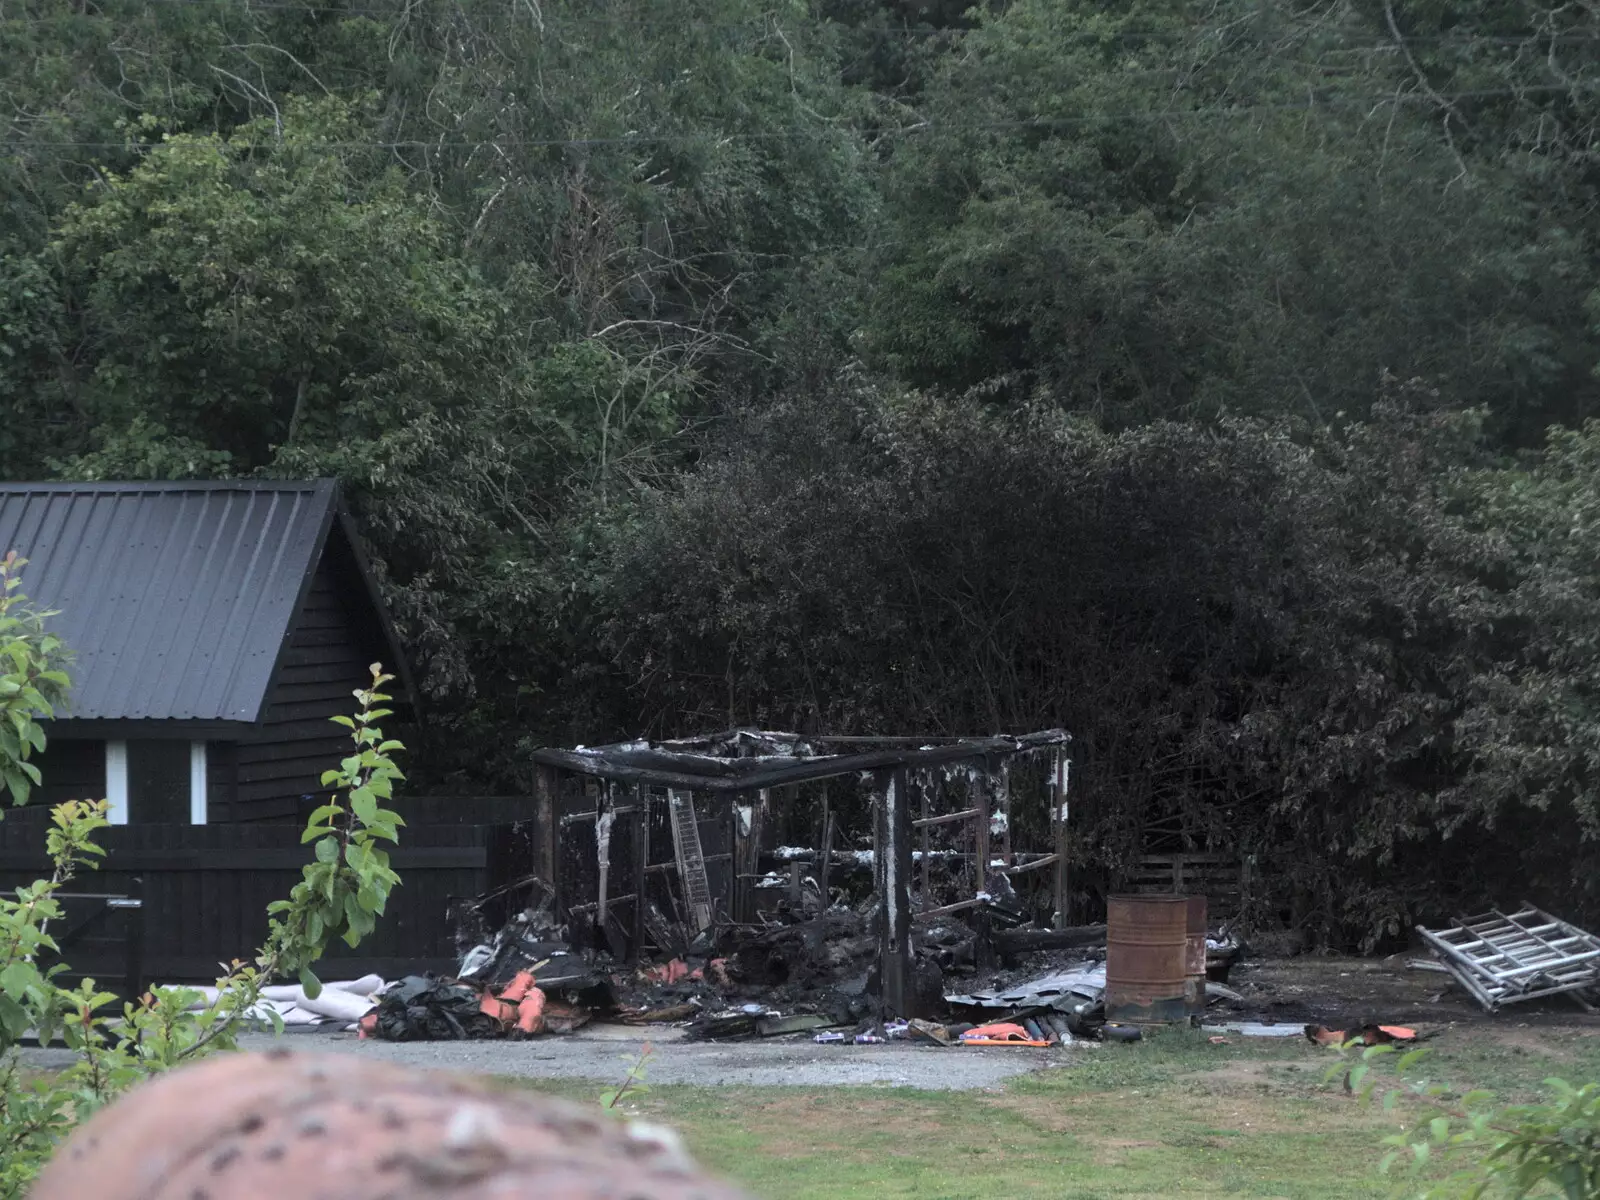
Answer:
[
  {"xmin": 0, "ymin": 479, "xmax": 413, "ymax": 825},
  {"xmin": 526, "ymin": 729, "xmax": 1072, "ymax": 1016}
]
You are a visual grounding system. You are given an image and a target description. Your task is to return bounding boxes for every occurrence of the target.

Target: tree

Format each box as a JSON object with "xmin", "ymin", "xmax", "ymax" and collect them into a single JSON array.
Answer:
[{"xmin": 866, "ymin": 0, "xmax": 1594, "ymax": 439}]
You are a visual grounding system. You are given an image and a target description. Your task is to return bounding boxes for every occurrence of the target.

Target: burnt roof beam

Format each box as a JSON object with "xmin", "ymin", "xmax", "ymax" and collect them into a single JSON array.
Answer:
[{"xmin": 530, "ymin": 730, "xmax": 1070, "ymax": 793}]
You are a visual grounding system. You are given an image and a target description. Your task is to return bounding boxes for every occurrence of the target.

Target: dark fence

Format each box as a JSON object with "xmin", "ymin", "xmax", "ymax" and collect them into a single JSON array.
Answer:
[{"xmin": 0, "ymin": 813, "xmax": 526, "ymax": 989}]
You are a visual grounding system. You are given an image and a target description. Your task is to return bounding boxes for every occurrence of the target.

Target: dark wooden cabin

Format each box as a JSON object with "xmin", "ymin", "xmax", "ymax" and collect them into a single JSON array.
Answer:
[{"xmin": 0, "ymin": 480, "xmax": 413, "ymax": 824}]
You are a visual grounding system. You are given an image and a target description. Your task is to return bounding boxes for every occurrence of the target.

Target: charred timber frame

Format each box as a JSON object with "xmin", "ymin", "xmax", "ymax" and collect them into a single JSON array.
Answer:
[
  {"xmin": 529, "ymin": 729, "xmax": 1071, "ymax": 1014},
  {"xmin": 529, "ymin": 731, "xmax": 1070, "ymax": 792}
]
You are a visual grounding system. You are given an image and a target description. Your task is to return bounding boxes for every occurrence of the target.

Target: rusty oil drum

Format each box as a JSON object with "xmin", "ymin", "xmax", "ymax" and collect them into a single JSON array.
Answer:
[
  {"xmin": 1185, "ymin": 894, "xmax": 1208, "ymax": 1016},
  {"xmin": 1105, "ymin": 894, "xmax": 1190, "ymax": 1023}
]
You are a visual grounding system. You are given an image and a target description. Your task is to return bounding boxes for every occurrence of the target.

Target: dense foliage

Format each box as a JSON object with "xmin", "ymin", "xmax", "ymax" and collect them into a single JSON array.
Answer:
[{"xmin": 6, "ymin": 0, "xmax": 1600, "ymax": 941}]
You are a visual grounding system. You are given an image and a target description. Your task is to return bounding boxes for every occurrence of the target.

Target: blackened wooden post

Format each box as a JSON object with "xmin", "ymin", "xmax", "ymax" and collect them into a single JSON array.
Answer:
[
  {"xmin": 918, "ymin": 773, "xmax": 930, "ymax": 909},
  {"xmin": 733, "ymin": 791, "xmax": 761, "ymax": 923},
  {"xmin": 533, "ymin": 763, "xmax": 559, "ymax": 894},
  {"xmin": 724, "ymin": 799, "xmax": 739, "ymax": 921},
  {"xmin": 873, "ymin": 768, "xmax": 912, "ymax": 1019},
  {"xmin": 972, "ymin": 767, "xmax": 995, "ymax": 970},
  {"xmin": 596, "ymin": 783, "xmax": 614, "ymax": 944},
  {"xmin": 817, "ymin": 780, "xmax": 829, "ymax": 860},
  {"xmin": 817, "ymin": 808, "xmax": 835, "ymax": 907},
  {"xmin": 974, "ymin": 904, "xmax": 994, "ymax": 971},
  {"xmin": 633, "ymin": 783, "xmax": 649, "ymax": 961},
  {"xmin": 971, "ymin": 771, "xmax": 990, "ymax": 897},
  {"xmin": 999, "ymin": 767, "xmax": 1013, "ymax": 867},
  {"xmin": 1052, "ymin": 753, "xmax": 1072, "ymax": 930}
]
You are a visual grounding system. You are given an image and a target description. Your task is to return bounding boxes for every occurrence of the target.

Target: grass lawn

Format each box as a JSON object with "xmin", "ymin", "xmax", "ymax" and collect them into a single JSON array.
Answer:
[{"xmin": 513, "ymin": 1024, "xmax": 1600, "ymax": 1199}]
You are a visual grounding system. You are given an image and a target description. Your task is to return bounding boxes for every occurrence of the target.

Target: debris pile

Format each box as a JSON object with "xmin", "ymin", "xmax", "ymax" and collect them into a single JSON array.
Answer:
[
  {"xmin": 943, "ymin": 962, "xmax": 1106, "ymax": 1043},
  {"xmin": 367, "ymin": 867, "xmax": 1272, "ymax": 1046}
]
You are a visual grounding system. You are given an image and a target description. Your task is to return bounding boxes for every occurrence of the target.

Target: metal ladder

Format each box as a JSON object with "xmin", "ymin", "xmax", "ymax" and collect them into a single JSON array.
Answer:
[{"xmin": 669, "ymin": 789, "xmax": 714, "ymax": 932}]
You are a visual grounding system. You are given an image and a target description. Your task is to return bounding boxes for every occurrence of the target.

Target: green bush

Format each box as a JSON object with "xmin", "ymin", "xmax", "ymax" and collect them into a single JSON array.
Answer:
[{"xmin": 1329, "ymin": 1042, "xmax": 1600, "ymax": 1198}]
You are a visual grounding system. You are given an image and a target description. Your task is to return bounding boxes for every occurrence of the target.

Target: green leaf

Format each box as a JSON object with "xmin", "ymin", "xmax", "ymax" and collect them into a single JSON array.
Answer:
[
  {"xmin": 0, "ymin": 961, "xmax": 37, "ymax": 998},
  {"xmin": 1396, "ymin": 1048, "xmax": 1431, "ymax": 1073},
  {"xmin": 1429, "ymin": 1116, "xmax": 1450, "ymax": 1142},
  {"xmin": 0, "ymin": 993, "xmax": 31, "ymax": 1039},
  {"xmin": 314, "ymin": 836, "xmax": 340, "ymax": 864}
]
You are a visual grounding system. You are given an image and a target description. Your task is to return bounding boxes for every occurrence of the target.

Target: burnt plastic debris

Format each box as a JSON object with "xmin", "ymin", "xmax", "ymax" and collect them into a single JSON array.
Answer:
[
  {"xmin": 457, "ymin": 883, "xmax": 581, "ymax": 990},
  {"xmin": 373, "ymin": 975, "xmax": 500, "ymax": 1041}
]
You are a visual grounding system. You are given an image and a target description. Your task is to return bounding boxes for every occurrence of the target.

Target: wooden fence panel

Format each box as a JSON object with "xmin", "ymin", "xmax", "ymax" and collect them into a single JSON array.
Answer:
[{"xmin": 0, "ymin": 822, "xmax": 493, "ymax": 988}]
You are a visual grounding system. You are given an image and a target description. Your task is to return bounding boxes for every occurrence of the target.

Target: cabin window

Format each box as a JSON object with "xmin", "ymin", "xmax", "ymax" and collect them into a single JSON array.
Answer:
[{"xmin": 105, "ymin": 740, "xmax": 207, "ymax": 824}]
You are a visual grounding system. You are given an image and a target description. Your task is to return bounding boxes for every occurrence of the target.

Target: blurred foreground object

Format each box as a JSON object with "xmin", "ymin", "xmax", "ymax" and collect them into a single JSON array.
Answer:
[{"xmin": 34, "ymin": 1049, "xmax": 749, "ymax": 1199}]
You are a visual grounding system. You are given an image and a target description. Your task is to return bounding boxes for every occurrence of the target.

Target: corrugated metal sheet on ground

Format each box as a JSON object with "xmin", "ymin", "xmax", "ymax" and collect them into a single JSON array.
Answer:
[
  {"xmin": 0, "ymin": 481, "xmax": 336, "ymax": 722},
  {"xmin": 944, "ymin": 964, "xmax": 1106, "ymax": 1009}
]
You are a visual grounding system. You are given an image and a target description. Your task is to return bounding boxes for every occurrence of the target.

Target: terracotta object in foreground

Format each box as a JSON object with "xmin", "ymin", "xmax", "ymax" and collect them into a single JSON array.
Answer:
[{"xmin": 34, "ymin": 1048, "xmax": 749, "ymax": 1200}]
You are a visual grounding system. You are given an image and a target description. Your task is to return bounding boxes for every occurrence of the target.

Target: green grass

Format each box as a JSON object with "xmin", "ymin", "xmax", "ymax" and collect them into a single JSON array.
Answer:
[{"xmin": 510, "ymin": 1025, "xmax": 1600, "ymax": 1199}]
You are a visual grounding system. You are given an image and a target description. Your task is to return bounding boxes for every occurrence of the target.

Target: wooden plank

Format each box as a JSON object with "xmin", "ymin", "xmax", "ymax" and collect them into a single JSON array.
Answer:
[
  {"xmin": 912, "ymin": 806, "xmax": 981, "ymax": 829},
  {"xmin": 1003, "ymin": 852, "xmax": 1060, "ymax": 876},
  {"xmin": 141, "ymin": 955, "xmax": 462, "ymax": 981},
  {"xmin": 0, "ymin": 846, "xmax": 487, "ymax": 871},
  {"xmin": 922, "ymin": 897, "xmax": 983, "ymax": 917}
]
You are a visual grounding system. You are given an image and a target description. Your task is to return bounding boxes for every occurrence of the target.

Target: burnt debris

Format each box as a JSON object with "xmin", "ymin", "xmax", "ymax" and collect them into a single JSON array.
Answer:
[{"xmin": 524, "ymin": 728, "xmax": 1074, "ymax": 1015}]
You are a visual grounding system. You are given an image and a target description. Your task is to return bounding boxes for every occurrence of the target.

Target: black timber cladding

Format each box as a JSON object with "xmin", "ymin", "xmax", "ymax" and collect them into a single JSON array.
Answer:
[
  {"xmin": 0, "ymin": 480, "xmax": 411, "ymax": 728},
  {"xmin": 233, "ymin": 528, "xmax": 392, "ymax": 821}
]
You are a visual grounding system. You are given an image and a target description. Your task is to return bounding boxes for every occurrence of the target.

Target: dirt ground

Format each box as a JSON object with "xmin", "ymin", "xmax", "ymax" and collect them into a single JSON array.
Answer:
[{"xmin": 1216, "ymin": 952, "xmax": 1600, "ymax": 1028}]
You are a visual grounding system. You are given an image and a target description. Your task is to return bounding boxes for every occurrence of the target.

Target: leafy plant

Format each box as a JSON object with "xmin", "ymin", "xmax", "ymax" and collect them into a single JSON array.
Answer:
[
  {"xmin": 0, "ymin": 552, "xmax": 70, "ymax": 809},
  {"xmin": 1326, "ymin": 1041, "xmax": 1600, "ymax": 1198},
  {"xmin": 0, "ymin": 563, "xmax": 407, "ymax": 1193},
  {"xmin": 600, "ymin": 1043, "xmax": 656, "ymax": 1112}
]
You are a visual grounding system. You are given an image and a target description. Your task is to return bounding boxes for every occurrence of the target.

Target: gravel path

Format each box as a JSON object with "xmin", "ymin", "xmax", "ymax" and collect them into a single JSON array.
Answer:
[
  {"xmin": 241, "ymin": 1026, "xmax": 1073, "ymax": 1089},
  {"xmin": 20, "ymin": 1025, "xmax": 1075, "ymax": 1090}
]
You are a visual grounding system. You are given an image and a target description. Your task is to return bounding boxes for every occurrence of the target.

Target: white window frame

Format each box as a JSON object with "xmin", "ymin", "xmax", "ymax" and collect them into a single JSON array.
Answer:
[
  {"xmin": 104, "ymin": 740, "xmax": 128, "ymax": 826},
  {"xmin": 190, "ymin": 740, "xmax": 208, "ymax": 825},
  {"xmin": 104, "ymin": 739, "xmax": 208, "ymax": 824}
]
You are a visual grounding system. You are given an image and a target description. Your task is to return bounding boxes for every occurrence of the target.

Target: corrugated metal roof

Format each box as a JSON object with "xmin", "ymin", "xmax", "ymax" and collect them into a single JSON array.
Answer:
[{"xmin": 0, "ymin": 480, "xmax": 340, "ymax": 722}]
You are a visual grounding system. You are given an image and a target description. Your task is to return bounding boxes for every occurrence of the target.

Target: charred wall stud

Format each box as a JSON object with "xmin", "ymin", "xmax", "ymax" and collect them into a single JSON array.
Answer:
[
  {"xmin": 873, "ymin": 768, "xmax": 913, "ymax": 1019},
  {"xmin": 1053, "ymin": 751, "xmax": 1071, "ymax": 930}
]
